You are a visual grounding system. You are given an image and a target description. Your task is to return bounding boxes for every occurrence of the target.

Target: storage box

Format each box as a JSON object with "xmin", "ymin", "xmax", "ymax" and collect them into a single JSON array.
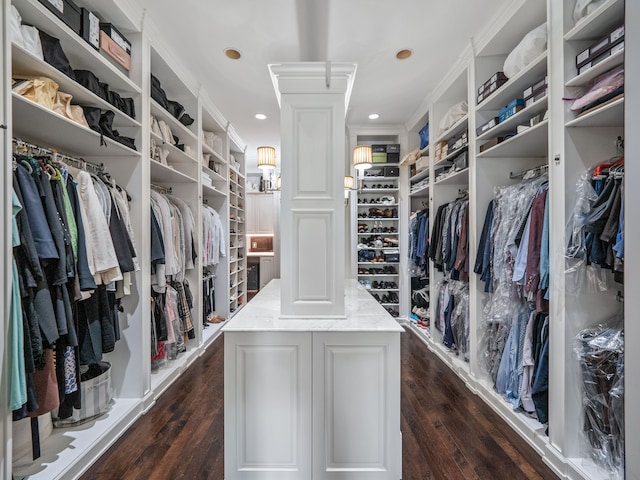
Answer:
[
  {"xmin": 384, "ymin": 252, "xmax": 400, "ymax": 263},
  {"xmin": 100, "ymin": 23, "xmax": 132, "ymax": 54},
  {"xmin": 386, "ymin": 144, "xmax": 400, "ymax": 153},
  {"xmin": 372, "ymin": 152, "xmax": 387, "ymax": 163},
  {"xmin": 384, "ymin": 166, "xmax": 399, "ymax": 177},
  {"xmin": 371, "ymin": 144, "xmax": 387, "ymax": 153},
  {"xmin": 81, "ymin": 8, "xmax": 100, "ymax": 50},
  {"xmin": 578, "ymin": 41, "xmax": 624, "ymax": 75},
  {"xmin": 523, "ymin": 76, "xmax": 548, "ymax": 100},
  {"xmin": 576, "ymin": 24, "xmax": 624, "ymax": 69},
  {"xmin": 38, "ymin": 0, "xmax": 81, "ymax": 34},
  {"xmin": 498, "ymin": 98, "xmax": 525, "ymax": 123},
  {"xmin": 480, "ymin": 135, "xmax": 510, "ymax": 153},
  {"xmin": 525, "ymin": 88, "xmax": 548, "ymax": 108},
  {"xmin": 476, "ymin": 117, "xmax": 499, "ymax": 136},
  {"xmin": 478, "ymin": 71, "xmax": 507, "ymax": 95},
  {"xmin": 386, "ymin": 152, "xmax": 399, "ymax": 163},
  {"xmin": 100, "ymin": 30, "xmax": 131, "ymax": 71},
  {"xmin": 477, "ymin": 77, "xmax": 508, "ymax": 104}
]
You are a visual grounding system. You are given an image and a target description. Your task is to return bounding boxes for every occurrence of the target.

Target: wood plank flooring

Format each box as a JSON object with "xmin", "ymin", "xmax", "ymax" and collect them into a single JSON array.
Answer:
[{"xmin": 82, "ymin": 330, "xmax": 557, "ymax": 480}]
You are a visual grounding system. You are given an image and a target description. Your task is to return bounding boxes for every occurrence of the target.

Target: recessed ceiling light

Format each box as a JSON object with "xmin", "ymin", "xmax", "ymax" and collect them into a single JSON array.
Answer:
[
  {"xmin": 255, "ymin": 113, "xmax": 267, "ymax": 120},
  {"xmin": 368, "ymin": 113, "xmax": 380, "ymax": 120},
  {"xmin": 396, "ymin": 49, "xmax": 413, "ymax": 60},
  {"xmin": 225, "ymin": 48, "xmax": 241, "ymax": 60}
]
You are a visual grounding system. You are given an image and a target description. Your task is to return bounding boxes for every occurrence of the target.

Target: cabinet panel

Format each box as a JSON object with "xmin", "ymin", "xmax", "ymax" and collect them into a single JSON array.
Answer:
[
  {"xmin": 260, "ymin": 256, "xmax": 275, "ymax": 289},
  {"xmin": 247, "ymin": 194, "xmax": 274, "ymax": 234},
  {"xmin": 225, "ymin": 332, "xmax": 312, "ymax": 480},
  {"xmin": 312, "ymin": 333, "xmax": 402, "ymax": 480}
]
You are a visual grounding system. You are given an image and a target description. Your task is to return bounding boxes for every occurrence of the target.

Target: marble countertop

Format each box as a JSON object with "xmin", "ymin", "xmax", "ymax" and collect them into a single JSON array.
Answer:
[{"xmin": 222, "ymin": 279, "xmax": 404, "ymax": 332}]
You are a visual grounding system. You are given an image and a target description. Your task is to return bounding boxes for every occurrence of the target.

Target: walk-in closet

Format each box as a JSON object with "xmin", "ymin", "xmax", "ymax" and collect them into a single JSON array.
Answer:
[{"xmin": 0, "ymin": 0, "xmax": 637, "ymax": 479}]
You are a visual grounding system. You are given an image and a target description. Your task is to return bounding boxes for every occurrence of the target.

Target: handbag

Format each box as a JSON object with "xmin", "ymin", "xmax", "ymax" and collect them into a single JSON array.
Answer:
[
  {"xmin": 53, "ymin": 91, "xmax": 89, "ymax": 128},
  {"xmin": 74, "ymin": 70, "xmax": 102, "ymax": 97},
  {"xmin": 39, "ymin": 31, "xmax": 76, "ymax": 80},
  {"xmin": 120, "ymin": 97, "xmax": 135, "ymax": 119},
  {"xmin": 150, "ymin": 74, "xmax": 169, "ymax": 109},
  {"xmin": 12, "ymin": 76, "xmax": 59, "ymax": 110},
  {"xmin": 167, "ymin": 100, "xmax": 184, "ymax": 119}
]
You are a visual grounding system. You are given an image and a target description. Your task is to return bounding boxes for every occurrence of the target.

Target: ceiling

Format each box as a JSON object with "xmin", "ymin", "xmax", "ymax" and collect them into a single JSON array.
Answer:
[{"xmin": 132, "ymin": 0, "xmax": 507, "ymax": 171}]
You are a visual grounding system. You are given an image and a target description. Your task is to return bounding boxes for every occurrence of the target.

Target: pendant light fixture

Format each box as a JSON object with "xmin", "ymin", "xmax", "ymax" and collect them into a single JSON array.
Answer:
[
  {"xmin": 257, "ymin": 146, "xmax": 276, "ymax": 170},
  {"xmin": 353, "ymin": 145, "xmax": 372, "ymax": 172}
]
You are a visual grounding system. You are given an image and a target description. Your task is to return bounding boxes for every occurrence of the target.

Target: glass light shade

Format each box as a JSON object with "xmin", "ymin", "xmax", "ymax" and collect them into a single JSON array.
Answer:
[
  {"xmin": 353, "ymin": 145, "xmax": 372, "ymax": 170},
  {"xmin": 257, "ymin": 146, "xmax": 276, "ymax": 170}
]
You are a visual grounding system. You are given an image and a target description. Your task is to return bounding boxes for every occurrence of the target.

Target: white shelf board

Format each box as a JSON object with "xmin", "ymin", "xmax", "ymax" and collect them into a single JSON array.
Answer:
[
  {"xmin": 565, "ymin": 96, "xmax": 624, "ymax": 127},
  {"xmin": 203, "ymin": 183, "xmax": 227, "ymax": 198},
  {"xmin": 12, "ymin": 93, "xmax": 140, "ymax": 158},
  {"xmin": 12, "ymin": 398, "xmax": 141, "ymax": 480},
  {"xmin": 565, "ymin": 48, "xmax": 624, "ymax": 87},
  {"xmin": 150, "ymin": 159, "xmax": 197, "ymax": 184},
  {"xmin": 202, "ymin": 142, "xmax": 227, "ymax": 164},
  {"xmin": 478, "ymin": 96, "xmax": 549, "ymax": 141},
  {"xmin": 358, "ymin": 262, "xmax": 400, "ymax": 265},
  {"xmin": 435, "ymin": 115, "xmax": 468, "ymax": 144},
  {"xmin": 357, "ymin": 218, "xmax": 399, "ymax": 221},
  {"xmin": 357, "ymin": 273, "xmax": 399, "ymax": 277},
  {"xmin": 477, "ymin": 52, "xmax": 548, "ymax": 112},
  {"xmin": 12, "ymin": 44, "xmax": 140, "ymax": 129},
  {"xmin": 202, "ymin": 164, "xmax": 227, "ymax": 183},
  {"xmin": 357, "ymin": 203, "xmax": 399, "ymax": 207},
  {"xmin": 367, "ymin": 289, "xmax": 400, "ymax": 292},
  {"xmin": 410, "ymin": 168, "xmax": 430, "ymax": 183},
  {"xmin": 434, "ymin": 167, "xmax": 469, "ymax": 186},
  {"xmin": 564, "ymin": 0, "xmax": 624, "ymax": 41},
  {"xmin": 477, "ymin": 120, "xmax": 549, "ymax": 158},
  {"xmin": 434, "ymin": 146, "xmax": 468, "ymax": 167},
  {"xmin": 410, "ymin": 184, "xmax": 430, "ymax": 197},
  {"xmin": 150, "ymin": 99, "xmax": 197, "ymax": 144},
  {"xmin": 150, "ymin": 132, "xmax": 198, "ymax": 166},
  {"xmin": 357, "ymin": 232, "xmax": 398, "ymax": 236},
  {"xmin": 201, "ymin": 322, "xmax": 225, "ymax": 349},
  {"xmin": 13, "ymin": 0, "xmax": 140, "ymax": 95},
  {"xmin": 362, "ymin": 176, "xmax": 400, "ymax": 181},
  {"xmin": 150, "ymin": 345, "xmax": 202, "ymax": 400},
  {"xmin": 359, "ymin": 188, "xmax": 399, "ymax": 192}
]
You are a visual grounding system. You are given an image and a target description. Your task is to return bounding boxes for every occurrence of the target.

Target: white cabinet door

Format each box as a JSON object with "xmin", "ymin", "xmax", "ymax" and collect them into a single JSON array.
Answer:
[
  {"xmin": 224, "ymin": 332, "xmax": 312, "ymax": 480},
  {"xmin": 256, "ymin": 194, "xmax": 274, "ymax": 233},
  {"xmin": 260, "ymin": 256, "xmax": 275, "ymax": 289},
  {"xmin": 312, "ymin": 332, "xmax": 402, "ymax": 480},
  {"xmin": 245, "ymin": 194, "xmax": 257, "ymax": 233},
  {"xmin": 246, "ymin": 194, "xmax": 274, "ymax": 234}
]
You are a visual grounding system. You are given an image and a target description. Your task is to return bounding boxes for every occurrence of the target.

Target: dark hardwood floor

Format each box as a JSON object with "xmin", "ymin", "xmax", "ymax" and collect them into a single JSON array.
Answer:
[{"xmin": 82, "ymin": 331, "xmax": 557, "ymax": 480}]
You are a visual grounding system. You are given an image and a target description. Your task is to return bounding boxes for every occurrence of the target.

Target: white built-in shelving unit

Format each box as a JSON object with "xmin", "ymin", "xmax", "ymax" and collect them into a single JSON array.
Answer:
[
  {"xmin": 402, "ymin": 0, "xmax": 632, "ymax": 478},
  {"xmin": 3, "ymin": 0, "xmax": 246, "ymax": 478}
]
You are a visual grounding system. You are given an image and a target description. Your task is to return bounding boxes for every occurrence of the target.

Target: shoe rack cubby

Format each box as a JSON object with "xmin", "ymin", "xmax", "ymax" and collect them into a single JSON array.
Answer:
[{"xmin": 356, "ymin": 166, "xmax": 400, "ymax": 317}]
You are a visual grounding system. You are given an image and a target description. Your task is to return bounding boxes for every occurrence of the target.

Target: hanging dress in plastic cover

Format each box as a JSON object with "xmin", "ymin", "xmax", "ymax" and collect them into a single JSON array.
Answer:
[
  {"xmin": 483, "ymin": 175, "xmax": 547, "ymax": 323},
  {"xmin": 575, "ymin": 320, "xmax": 624, "ymax": 479},
  {"xmin": 565, "ymin": 167, "xmax": 613, "ymax": 294}
]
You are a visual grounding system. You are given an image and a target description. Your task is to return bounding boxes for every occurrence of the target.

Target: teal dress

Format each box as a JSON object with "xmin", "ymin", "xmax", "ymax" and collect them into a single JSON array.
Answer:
[{"xmin": 10, "ymin": 189, "xmax": 26, "ymax": 410}]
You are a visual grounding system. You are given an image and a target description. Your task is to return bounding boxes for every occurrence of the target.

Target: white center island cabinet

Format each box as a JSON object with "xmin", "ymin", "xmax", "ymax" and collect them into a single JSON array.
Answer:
[{"xmin": 223, "ymin": 279, "xmax": 403, "ymax": 480}]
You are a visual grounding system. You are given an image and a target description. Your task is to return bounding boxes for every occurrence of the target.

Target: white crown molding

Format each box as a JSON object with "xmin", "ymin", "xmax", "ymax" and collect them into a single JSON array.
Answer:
[{"xmin": 268, "ymin": 62, "xmax": 358, "ymax": 112}]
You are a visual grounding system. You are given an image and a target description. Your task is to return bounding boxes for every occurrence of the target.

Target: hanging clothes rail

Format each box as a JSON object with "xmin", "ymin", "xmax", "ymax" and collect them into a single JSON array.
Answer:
[
  {"xmin": 12, "ymin": 138, "xmax": 104, "ymax": 174},
  {"xmin": 150, "ymin": 183, "xmax": 172, "ymax": 195},
  {"xmin": 509, "ymin": 163, "xmax": 549, "ymax": 180}
]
